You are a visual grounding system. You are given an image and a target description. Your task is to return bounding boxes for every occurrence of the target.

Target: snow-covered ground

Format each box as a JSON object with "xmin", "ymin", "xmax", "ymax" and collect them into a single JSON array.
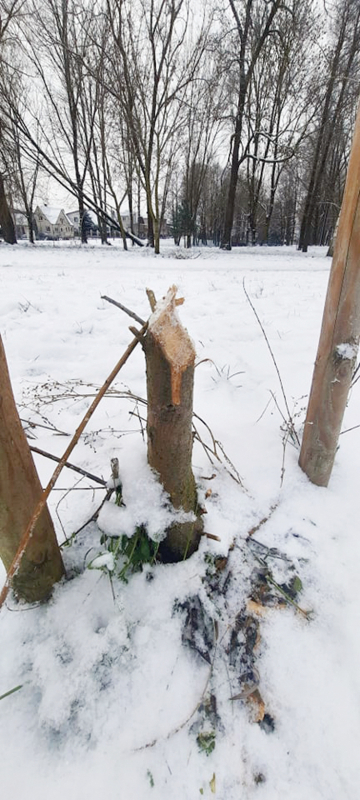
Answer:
[{"xmin": 0, "ymin": 239, "xmax": 359, "ymax": 800}]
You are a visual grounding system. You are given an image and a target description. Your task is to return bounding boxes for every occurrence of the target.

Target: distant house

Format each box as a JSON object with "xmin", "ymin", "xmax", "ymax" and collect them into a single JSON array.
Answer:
[
  {"xmin": 67, "ymin": 207, "xmax": 147, "ymax": 239},
  {"xmin": 67, "ymin": 209, "xmax": 98, "ymax": 236},
  {"xmin": 33, "ymin": 206, "xmax": 74, "ymax": 240},
  {"xmin": 14, "ymin": 212, "xmax": 29, "ymax": 240},
  {"xmin": 110, "ymin": 209, "xmax": 149, "ymax": 238},
  {"xmin": 68, "ymin": 207, "xmax": 128, "ymax": 238}
]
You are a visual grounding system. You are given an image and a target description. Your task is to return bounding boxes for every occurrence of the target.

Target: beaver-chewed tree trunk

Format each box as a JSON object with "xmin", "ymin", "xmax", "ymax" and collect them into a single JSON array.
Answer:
[
  {"xmin": 299, "ymin": 102, "xmax": 360, "ymax": 486},
  {"xmin": 144, "ymin": 286, "xmax": 203, "ymax": 561},
  {"xmin": 0, "ymin": 336, "xmax": 64, "ymax": 601}
]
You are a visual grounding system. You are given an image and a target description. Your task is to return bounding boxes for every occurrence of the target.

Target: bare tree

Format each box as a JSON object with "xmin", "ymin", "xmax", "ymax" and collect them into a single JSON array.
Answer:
[
  {"xmin": 0, "ymin": 0, "xmax": 23, "ymax": 243},
  {"xmin": 23, "ymin": 0, "xmax": 99, "ymax": 242},
  {"xmin": 1, "ymin": 102, "xmax": 41, "ymax": 243},
  {"xmin": 298, "ymin": 0, "xmax": 360, "ymax": 252},
  {"xmin": 103, "ymin": 0, "xmax": 211, "ymax": 253},
  {"xmin": 173, "ymin": 61, "xmax": 225, "ymax": 247},
  {"xmin": 219, "ymin": 0, "xmax": 289, "ymax": 250}
]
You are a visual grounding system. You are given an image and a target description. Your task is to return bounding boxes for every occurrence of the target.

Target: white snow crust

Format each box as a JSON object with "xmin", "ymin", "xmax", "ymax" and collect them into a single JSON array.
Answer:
[
  {"xmin": 0, "ymin": 240, "xmax": 359, "ymax": 800},
  {"xmin": 336, "ymin": 342, "xmax": 358, "ymax": 360}
]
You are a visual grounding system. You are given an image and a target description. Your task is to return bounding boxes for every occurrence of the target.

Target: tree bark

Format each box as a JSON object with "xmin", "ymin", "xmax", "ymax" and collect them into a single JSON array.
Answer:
[
  {"xmin": 0, "ymin": 336, "xmax": 64, "ymax": 601},
  {"xmin": 144, "ymin": 287, "xmax": 203, "ymax": 560},
  {"xmin": 299, "ymin": 102, "xmax": 360, "ymax": 486},
  {"xmin": 0, "ymin": 174, "xmax": 16, "ymax": 244}
]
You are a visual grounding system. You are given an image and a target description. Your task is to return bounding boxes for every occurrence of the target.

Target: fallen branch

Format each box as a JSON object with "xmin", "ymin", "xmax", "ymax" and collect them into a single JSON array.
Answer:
[{"xmin": 0, "ymin": 322, "xmax": 148, "ymax": 610}]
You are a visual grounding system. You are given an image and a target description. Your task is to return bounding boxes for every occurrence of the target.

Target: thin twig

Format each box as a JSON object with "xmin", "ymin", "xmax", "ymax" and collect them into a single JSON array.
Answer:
[
  {"xmin": 61, "ymin": 487, "xmax": 114, "ymax": 546},
  {"xmin": 20, "ymin": 416, "xmax": 69, "ymax": 436},
  {"xmin": 193, "ymin": 413, "xmax": 246, "ymax": 489},
  {"xmin": 131, "ymin": 402, "xmax": 146, "ymax": 442},
  {"xmin": 21, "ymin": 385, "xmax": 147, "ymax": 406},
  {"xmin": 216, "ymin": 440, "xmax": 245, "ymax": 487},
  {"xmin": 254, "ymin": 395, "xmax": 273, "ymax": 424},
  {"xmin": 56, "ymin": 477, "xmax": 85, "ymax": 539},
  {"xmin": 0, "ymin": 322, "xmax": 148, "ymax": 610},
  {"xmin": 243, "ymin": 279, "xmax": 300, "ymax": 446},
  {"xmin": 193, "ymin": 412, "xmax": 219, "ymax": 457},
  {"xmin": 246, "ymin": 503, "xmax": 278, "ymax": 539},
  {"xmin": 101, "ymin": 295, "xmax": 146, "ymax": 325},
  {"xmin": 192, "ymin": 423, "xmax": 215, "ymax": 466},
  {"xmin": 340, "ymin": 424, "xmax": 360, "ymax": 435},
  {"xmin": 30, "ymin": 445, "xmax": 107, "ymax": 486},
  {"xmin": 265, "ymin": 573, "xmax": 310, "ymax": 620},
  {"xmin": 135, "ymin": 618, "xmax": 218, "ymax": 751}
]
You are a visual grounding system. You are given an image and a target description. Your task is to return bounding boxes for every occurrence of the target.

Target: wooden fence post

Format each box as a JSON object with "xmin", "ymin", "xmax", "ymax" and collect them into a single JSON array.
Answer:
[{"xmin": 299, "ymin": 103, "xmax": 360, "ymax": 486}]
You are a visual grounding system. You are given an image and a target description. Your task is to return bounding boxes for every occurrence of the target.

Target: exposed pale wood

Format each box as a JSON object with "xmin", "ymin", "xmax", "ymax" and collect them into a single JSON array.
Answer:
[
  {"xmin": 246, "ymin": 689, "xmax": 266, "ymax": 723},
  {"xmin": 148, "ymin": 286, "xmax": 195, "ymax": 405},
  {"xmin": 246, "ymin": 599, "xmax": 269, "ymax": 618},
  {"xmin": 299, "ymin": 102, "xmax": 360, "ymax": 486},
  {"xmin": 0, "ymin": 336, "xmax": 64, "ymax": 602},
  {"xmin": 146, "ymin": 288, "xmax": 157, "ymax": 312}
]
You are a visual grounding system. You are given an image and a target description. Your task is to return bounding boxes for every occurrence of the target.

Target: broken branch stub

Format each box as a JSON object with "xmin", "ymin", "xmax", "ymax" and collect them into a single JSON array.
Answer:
[{"xmin": 144, "ymin": 286, "xmax": 203, "ymax": 561}]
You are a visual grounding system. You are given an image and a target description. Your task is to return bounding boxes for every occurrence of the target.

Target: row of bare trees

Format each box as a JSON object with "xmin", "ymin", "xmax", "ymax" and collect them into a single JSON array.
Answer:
[{"xmin": 0, "ymin": 0, "xmax": 359, "ymax": 251}]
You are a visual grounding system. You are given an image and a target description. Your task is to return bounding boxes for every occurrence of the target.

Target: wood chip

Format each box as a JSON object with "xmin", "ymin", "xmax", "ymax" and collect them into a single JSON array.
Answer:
[{"xmin": 246, "ymin": 689, "xmax": 265, "ymax": 723}]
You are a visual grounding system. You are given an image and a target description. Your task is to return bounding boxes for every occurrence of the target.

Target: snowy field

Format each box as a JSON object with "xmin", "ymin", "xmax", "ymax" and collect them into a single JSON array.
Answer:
[{"xmin": 0, "ymin": 239, "xmax": 359, "ymax": 800}]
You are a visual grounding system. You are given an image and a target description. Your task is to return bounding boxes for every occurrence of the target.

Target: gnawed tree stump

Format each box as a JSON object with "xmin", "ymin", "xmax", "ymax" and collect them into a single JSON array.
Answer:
[
  {"xmin": 144, "ymin": 286, "xmax": 203, "ymax": 561},
  {"xmin": 0, "ymin": 336, "xmax": 64, "ymax": 602}
]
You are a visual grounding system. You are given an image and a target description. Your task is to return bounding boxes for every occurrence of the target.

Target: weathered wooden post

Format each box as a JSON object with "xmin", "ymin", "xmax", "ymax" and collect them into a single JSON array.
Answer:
[
  {"xmin": 144, "ymin": 286, "xmax": 203, "ymax": 560},
  {"xmin": 0, "ymin": 336, "xmax": 64, "ymax": 601},
  {"xmin": 299, "ymin": 102, "xmax": 360, "ymax": 486}
]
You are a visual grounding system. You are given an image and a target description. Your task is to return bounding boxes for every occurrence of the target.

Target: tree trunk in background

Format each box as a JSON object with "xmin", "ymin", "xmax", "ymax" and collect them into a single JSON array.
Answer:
[
  {"xmin": 299, "ymin": 103, "xmax": 360, "ymax": 486},
  {"xmin": 0, "ymin": 174, "xmax": 16, "ymax": 244},
  {"xmin": 147, "ymin": 209, "xmax": 154, "ymax": 248},
  {"xmin": 79, "ymin": 194, "xmax": 88, "ymax": 244},
  {"xmin": 0, "ymin": 336, "xmax": 64, "ymax": 601},
  {"xmin": 220, "ymin": 83, "xmax": 246, "ymax": 250},
  {"xmin": 144, "ymin": 287, "xmax": 203, "ymax": 561},
  {"xmin": 327, "ymin": 212, "xmax": 340, "ymax": 257}
]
